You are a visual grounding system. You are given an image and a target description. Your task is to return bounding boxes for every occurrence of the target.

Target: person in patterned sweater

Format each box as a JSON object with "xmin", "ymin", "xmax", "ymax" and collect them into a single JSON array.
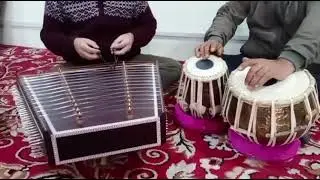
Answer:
[{"xmin": 40, "ymin": 1, "xmax": 181, "ymax": 91}]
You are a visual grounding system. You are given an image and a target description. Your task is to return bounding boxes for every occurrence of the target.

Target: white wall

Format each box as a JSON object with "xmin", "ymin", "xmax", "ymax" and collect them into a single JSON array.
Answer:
[{"xmin": 0, "ymin": 1, "xmax": 248, "ymax": 60}]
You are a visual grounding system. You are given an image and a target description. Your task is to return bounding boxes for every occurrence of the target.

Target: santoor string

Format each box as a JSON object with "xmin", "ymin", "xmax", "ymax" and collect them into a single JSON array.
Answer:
[
  {"xmin": 26, "ymin": 63, "xmax": 157, "ymax": 78},
  {"xmin": 21, "ymin": 62, "xmax": 161, "ymax": 130},
  {"xmin": 27, "ymin": 75, "xmax": 156, "ymax": 86},
  {"xmin": 13, "ymin": 61, "xmax": 163, "ymax": 163},
  {"xmin": 58, "ymin": 67, "xmax": 84, "ymax": 126},
  {"xmin": 12, "ymin": 87, "xmax": 45, "ymax": 158},
  {"xmin": 27, "ymin": 73, "xmax": 156, "ymax": 84},
  {"xmin": 26, "ymin": 66, "xmax": 158, "ymax": 83}
]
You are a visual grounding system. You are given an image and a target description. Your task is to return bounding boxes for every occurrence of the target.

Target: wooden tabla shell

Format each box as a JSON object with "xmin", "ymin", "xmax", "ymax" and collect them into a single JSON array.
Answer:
[
  {"xmin": 176, "ymin": 55, "xmax": 228, "ymax": 118},
  {"xmin": 222, "ymin": 68, "xmax": 320, "ymax": 146}
]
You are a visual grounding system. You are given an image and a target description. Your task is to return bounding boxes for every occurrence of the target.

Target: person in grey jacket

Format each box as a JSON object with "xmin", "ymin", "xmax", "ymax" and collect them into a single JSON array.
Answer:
[{"xmin": 196, "ymin": 1, "xmax": 320, "ymax": 90}]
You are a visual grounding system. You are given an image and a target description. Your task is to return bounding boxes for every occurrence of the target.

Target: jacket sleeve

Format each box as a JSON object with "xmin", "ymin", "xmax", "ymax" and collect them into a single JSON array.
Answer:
[
  {"xmin": 279, "ymin": 1, "xmax": 320, "ymax": 71},
  {"xmin": 40, "ymin": 1, "xmax": 79, "ymax": 59},
  {"xmin": 130, "ymin": 1, "xmax": 157, "ymax": 49},
  {"xmin": 204, "ymin": 1, "xmax": 251, "ymax": 45}
]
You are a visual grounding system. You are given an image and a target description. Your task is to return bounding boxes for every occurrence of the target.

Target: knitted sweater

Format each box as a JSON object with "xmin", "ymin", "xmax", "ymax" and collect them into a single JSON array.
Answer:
[{"xmin": 40, "ymin": 1, "xmax": 157, "ymax": 64}]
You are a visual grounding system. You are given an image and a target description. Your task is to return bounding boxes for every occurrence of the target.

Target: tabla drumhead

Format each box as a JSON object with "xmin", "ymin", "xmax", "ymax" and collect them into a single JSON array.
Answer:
[
  {"xmin": 183, "ymin": 55, "xmax": 228, "ymax": 82},
  {"xmin": 228, "ymin": 67, "xmax": 315, "ymax": 105}
]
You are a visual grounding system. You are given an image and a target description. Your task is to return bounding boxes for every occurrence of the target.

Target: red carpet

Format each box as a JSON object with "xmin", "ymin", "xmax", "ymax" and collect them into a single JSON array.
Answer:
[{"xmin": 1, "ymin": 44, "xmax": 320, "ymax": 178}]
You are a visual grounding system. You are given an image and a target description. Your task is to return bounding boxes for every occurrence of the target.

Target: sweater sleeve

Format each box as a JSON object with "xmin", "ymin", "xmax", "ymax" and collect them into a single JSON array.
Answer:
[
  {"xmin": 278, "ymin": 1, "xmax": 320, "ymax": 71},
  {"xmin": 204, "ymin": 1, "xmax": 251, "ymax": 45},
  {"xmin": 130, "ymin": 1, "xmax": 157, "ymax": 49},
  {"xmin": 40, "ymin": 1, "xmax": 79, "ymax": 59}
]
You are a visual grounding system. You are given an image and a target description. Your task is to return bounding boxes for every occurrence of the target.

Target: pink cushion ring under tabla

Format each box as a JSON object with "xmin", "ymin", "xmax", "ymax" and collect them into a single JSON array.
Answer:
[
  {"xmin": 174, "ymin": 104, "xmax": 229, "ymax": 134},
  {"xmin": 228, "ymin": 129, "xmax": 301, "ymax": 162}
]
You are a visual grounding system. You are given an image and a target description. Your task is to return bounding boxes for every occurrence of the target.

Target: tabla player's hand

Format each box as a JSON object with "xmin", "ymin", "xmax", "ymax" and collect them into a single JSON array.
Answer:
[
  {"xmin": 110, "ymin": 33, "xmax": 134, "ymax": 55},
  {"xmin": 195, "ymin": 39, "xmax": 224, "ymax": 58},
  {"xmin": 238, "ymin": 57, "xmax": 295, "ymax": 90},
  {"xmin": 73, "ymin": 38, "xmax": 100, "ymax": 60}
]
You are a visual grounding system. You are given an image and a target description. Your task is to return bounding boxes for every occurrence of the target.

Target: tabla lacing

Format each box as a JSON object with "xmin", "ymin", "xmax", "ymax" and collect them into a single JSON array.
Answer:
[
  {"xmin": 176, "ymin": 71, "xmax": 185, "ymax": 100},
  {"xmin": 223, "ymin": 68, "xmax": 320, "ymax": 146},
  {"xmin": 312, "ymin": 85, "xmax": 320, "ymax": 123},
  {"xmin": 189, "ymin": 79, "xmax": 196, "ymax": 117},
  {"xmin": 177, "ymin": 56, "xmax": 228, "ymax": 118},
  {"xmin": 246, "ymin": 100, "xmax": 256, "ymax": 142},
  {"xmin": 303, "ymin": 93, "xmax": 314, "ymax": 135},
  {"xmin": 180, "ymin": 77, "xmax": 190, "ymax": 111},
  {"xmin": 196, "ymin": 81, "xmax": 206, "ymax": 117},
  {"xmin": 209, "ymin": 80, "xmax": 216, "ymax": 116},
  {"xmin": 234, "ymin": 95, "xmax": 243, "ymax": 130},
  {"xmin": 267, "ymin": 101, "xmax": 276, "ymax": 146},
  {"xmin": 221, "ymin": 85, "xmax": 230, "ymax": 121},
  {"xmin": 217, "ymin": 75, "xmax": 223, "ymax": 105},
  {"xmin": 282, "ymin": 99, "xmax": 297, "ymax": 145}
]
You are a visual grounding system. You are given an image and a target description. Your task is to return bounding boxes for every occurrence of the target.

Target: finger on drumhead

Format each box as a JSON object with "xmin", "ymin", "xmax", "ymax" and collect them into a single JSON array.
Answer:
[
  {"xmin": 217, "ymin": 47, "xmax": 223, "ymax": 56},
  {"xmin": 238, "ymin": 58, "xmax": 255, "ymax": 71},
  {"xmin": 245, "ymin": 65, "xmax": 263, "ymax": 86},
  {"xmin": 242, "ymin": 57, "xmax": 250, "ymax": 61},
  {"xmin": 204, "ymin": 44, "xmax": 211, "ymax": 58},
  {"xmin": 257, "ymin": 75, "xmax": 271, "ymax": 88},
  {"xmin": 249, "ymin": 68, "xmax": 267, "ymax": 87},
  {"xmin": 195, "ymin": 47, "xmax": 201, "ymax": 57},
  {"xmin": 210, "ymin": 44, "xmax": 216, "ymax": 53},
  {"xmin": 198, "ymin": 44, "xmax": 205, "ymax": 58},
  {"xmin": 248, "ymin": 68, "xmax": 265, "ymax": 87}
]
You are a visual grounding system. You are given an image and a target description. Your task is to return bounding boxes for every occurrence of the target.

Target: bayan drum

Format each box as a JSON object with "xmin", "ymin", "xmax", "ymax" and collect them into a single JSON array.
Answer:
[
  {"xmin": 223, "ymin": 67, "xmax": 320, "ymax": 161},
  {"xmin": 175, "ymin": 55, "xmax": 229, "ymax": 133},
  {"xmin": 12, "ymin": 61, "xmax": 166, "ymax": 165}
]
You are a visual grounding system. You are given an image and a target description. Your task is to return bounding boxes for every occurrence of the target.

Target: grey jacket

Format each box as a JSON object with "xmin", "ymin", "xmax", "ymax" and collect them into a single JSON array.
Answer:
[{"xmin": 204, "ymin": 1, "xmax": 320, "ymax": 70}]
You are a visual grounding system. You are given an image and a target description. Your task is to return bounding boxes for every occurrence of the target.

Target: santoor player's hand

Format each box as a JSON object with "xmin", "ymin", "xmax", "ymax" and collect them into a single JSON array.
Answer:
[
  {"xmin": 110, "ymin": 33, "xmax": 134, "ymax": 55},
  {"xmin": 73, "ymin": 38, "xmax": 100, "ymax": 60},
  {"xmin": 238, "ymin": 57, "xmax": 295, "ymax": 90}
]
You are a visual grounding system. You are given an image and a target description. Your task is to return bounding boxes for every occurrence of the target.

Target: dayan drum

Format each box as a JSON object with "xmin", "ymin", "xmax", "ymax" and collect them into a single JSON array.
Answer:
[
  {"xmin": 222, "ymin": 67, "xmax": 320, "ymax": 161},
  {"xmin": 175, "ymin": 55, "xmax": 229, "ymax": 133},
  {"xmin": 12, "ymin": 61, "xmax": 166, "ymax": 165}
]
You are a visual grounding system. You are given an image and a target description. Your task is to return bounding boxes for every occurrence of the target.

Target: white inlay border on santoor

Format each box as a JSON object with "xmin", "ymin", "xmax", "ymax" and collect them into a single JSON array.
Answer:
[{"xmin": 228, "ymin": 67, "xmax": 315, "ymax": 105}]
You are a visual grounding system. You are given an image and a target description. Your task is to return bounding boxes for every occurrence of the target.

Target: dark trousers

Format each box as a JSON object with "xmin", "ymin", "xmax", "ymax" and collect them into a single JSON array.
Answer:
[{"xmin": 223, "ymin": 54, "xmax": 319, "ymax": 144}]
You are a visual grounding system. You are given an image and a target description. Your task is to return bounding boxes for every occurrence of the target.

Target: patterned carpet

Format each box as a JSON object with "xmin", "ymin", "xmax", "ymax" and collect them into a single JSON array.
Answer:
[{"xmin": 1, "ymin": 44, "xmax": 320, "ymax": 179}]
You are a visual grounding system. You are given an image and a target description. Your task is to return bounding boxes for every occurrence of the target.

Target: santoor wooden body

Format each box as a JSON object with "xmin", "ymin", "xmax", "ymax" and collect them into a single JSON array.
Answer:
[{"xmin": 13, "ymin": 61, "xmax": 166, "ymax": 165}]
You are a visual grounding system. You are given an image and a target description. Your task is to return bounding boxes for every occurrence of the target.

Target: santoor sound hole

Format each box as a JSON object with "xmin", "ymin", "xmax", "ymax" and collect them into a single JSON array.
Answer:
[{"xmin": 196, "ymin": 59, "xmax": 214, "ymax": 70}]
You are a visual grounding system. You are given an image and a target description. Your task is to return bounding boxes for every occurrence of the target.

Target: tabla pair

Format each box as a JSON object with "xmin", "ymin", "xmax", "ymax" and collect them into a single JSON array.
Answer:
[{"xmin": 175, "ymin": 55, "xmax": 320, "ymax": 162}]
